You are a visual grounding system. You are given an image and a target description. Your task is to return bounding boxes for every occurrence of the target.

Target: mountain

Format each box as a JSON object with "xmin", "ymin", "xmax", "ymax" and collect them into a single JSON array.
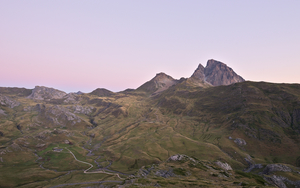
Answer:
[
  {"xmin": 204, "ymin": 59, "xmax": 245, "ymax": 86},
  {"xmin": 190, "ymin": 59, "xmax": 245, "ymax": 86},
  {"xmin": 139, "ymin": 59, "xmax": 245, "ymax": 94},
  {"xmin": 27, "ymin": 86, "xmax": 67, "ymax": 100},
  {"xmin": 1, "ymin": 60, "xmax": 300, "ymax": 188},
  {"xmin": 137, "ymin": 72, "xmax": 179, "ymax": 94}
]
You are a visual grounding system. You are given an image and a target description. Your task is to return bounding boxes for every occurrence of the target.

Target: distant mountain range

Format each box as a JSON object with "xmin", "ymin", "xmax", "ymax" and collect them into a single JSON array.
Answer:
[{"xmin": 1, "ymin": 59, "xmax": 300, "ymax": 188}]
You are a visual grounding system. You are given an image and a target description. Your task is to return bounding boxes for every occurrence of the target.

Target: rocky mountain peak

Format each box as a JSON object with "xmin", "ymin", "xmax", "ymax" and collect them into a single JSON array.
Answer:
[
  {"xmin": 204, "ymin": 59, "xmax": 245, "ymax": 86},
  {"xmin": 190, "ymin": 59, "xmax": 245, "ymax": 86},
  {"xmin": 27, "ymin": 86, "xmax": 67, "ymax": 100},
  {"xmin": 152, "ymin": 72, "xmax": 174, "ymax": 81},
  {"xmin": 137, "ymin": 72, "xmax": 178, "ymax": 94},
  {"xmin": 191, "ymin": 64, "xmax": 205, "ymax": 80}
]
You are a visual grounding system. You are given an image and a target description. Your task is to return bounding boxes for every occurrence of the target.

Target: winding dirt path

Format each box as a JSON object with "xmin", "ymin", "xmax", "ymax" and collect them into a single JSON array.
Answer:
[{"xmin": 65, "ymin": 148, "xmax": 125, "ymax": 180}]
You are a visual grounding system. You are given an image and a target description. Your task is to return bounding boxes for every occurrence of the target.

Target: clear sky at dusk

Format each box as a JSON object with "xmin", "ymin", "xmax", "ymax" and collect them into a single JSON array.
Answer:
[{"xmin": 1, "ymin": 1, "xmax": 300, "ymax": 93}]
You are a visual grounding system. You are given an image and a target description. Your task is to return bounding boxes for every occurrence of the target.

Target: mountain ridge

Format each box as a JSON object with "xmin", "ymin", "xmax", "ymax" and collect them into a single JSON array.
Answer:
[{"xmin": 1, "ymin": 59, "xmax": 300, "ymax": 188}]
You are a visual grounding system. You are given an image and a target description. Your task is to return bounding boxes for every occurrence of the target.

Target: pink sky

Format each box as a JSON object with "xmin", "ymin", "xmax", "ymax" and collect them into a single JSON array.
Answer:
[{"xmin": 1, "ymin": 1, "xmax": 300, "ymax": 93}]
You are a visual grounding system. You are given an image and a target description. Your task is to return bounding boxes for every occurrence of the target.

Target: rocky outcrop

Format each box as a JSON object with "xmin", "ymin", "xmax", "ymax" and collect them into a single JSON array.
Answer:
[
  {"xmin": 35, "ymin": 143, "xmax": 46, "ymax": 148},
  {"xmin": 46, "ymin": 105, "xmax": 81, "ymax": 126},
  {"xmin": 264, "ymin": 175, "xmax": 287, "ymax": 188},
  {"xmin": 234, "ymin": 138, "xmax": 247, "ymax": 146},
  {"xmin": 67, "ymin": 105, "xmax": 94, "ymax": 115},
  {"xmin": 244, "ymin": 155, "xmax": 263, "ymax": 172},
  {"xmin": 137, "ymin": 73, "xmax": 179, "ymax": 94},
  {"xmin": 34, "ymin": 104, "xmax": 82, "ymax": 126},
  {"xmin": 155, "ymin": 169, "xmax": 176, "ymax": 178},
  {"xmin": 215, "ymin": 161, "xmax": 232, "ymax": 171},
  {"xmin": 168, "ymin": 154, "xmax": 197, "ymax": 163},
  {"xmin": 262, "ymin": 164, "xmax": 292, "ymax": 175},
  {"xmin": 27, "ymin": 86, "xmax": 66, "ymax": 100},
  {"xmin": 0, "ymin": 94, "xmax": 20, "ymax": 108},
  {"xmin": 264, "ymin": 175, "xmax": 300, "ymax": 188}
]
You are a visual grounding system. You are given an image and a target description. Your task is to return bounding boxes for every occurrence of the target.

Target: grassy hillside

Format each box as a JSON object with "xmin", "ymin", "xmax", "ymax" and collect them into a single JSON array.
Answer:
[{"xmin": 1, "ymin": 82, "xmax": 300, "ymax": 187}]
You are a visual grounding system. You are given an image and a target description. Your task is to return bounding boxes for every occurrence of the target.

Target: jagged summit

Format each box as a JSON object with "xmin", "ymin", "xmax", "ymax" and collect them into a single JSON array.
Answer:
[
  {"xmin": 138, "ymin": 59, "xmax": 245, "ymax": 94},
  {"xmin": 191, "ymin": 64, "xmax": 205, "ymax": 81},
  {"xmin": 204, "ymin": 59, "xmax": 245, "ymax": 86},
  {"xmin": 27, "ymin": 86, "xmax": 67, "ymax": 100},
  {"xmin": 190, "ymin": 59, "xmax": 245, "ymax": 86},
  {"xmin": 137, "ymin": 72, "xmax": 179, "ymax": 94}
]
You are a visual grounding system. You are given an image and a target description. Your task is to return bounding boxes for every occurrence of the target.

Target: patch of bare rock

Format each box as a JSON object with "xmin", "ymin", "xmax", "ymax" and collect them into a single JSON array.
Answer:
[
  {"xmin": 67, "ymin": 105, "xmax": 94, "ymax": 115},
  {"xmin": 0, "ymin": 94, "xmax": 20, "ymax": 108},
  {"xmin": 27, "ymin": 86, "xmax": 67, "ymax": 100}
]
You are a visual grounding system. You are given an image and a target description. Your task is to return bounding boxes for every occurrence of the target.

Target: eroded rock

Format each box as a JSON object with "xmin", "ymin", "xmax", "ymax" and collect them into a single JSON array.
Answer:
[{"xmin": 0, "ymin": 94, "xmax": 20, "ymax": 108}]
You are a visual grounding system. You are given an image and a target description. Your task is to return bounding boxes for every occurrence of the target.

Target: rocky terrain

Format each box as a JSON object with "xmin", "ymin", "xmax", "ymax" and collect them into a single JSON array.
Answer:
[
  {"xmin": 190, "ymin": 59, "xmax": 245, "ymax": 86},
  {"xmin": 0, "ymin": 60, "xmax": 300, "ymax": 187}
]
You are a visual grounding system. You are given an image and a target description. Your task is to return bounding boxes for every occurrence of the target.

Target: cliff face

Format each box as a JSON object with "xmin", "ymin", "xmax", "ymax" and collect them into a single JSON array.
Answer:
[
  {"xmin": 191, "ymin": 64, "xmax": 205, "ymax": 81},
  {"xmin": 204, "ymin": 59, "xmax": 245, "ymax": 86},
  {"xmin": 190, "ymin": 59, "xmax": 245, "ymax": 86}
]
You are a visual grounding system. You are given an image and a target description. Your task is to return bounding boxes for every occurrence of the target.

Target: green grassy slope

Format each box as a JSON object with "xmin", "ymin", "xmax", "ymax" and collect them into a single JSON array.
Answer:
[{"xmin": 1, "ymin": 82, "xmax": 300, "ymax": 187}]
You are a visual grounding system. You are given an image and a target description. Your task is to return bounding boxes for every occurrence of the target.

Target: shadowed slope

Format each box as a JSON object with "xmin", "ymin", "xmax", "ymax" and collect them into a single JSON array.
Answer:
[{"xmin": 137, "ymin": 73, "xmax": 179, "ymax": 95}]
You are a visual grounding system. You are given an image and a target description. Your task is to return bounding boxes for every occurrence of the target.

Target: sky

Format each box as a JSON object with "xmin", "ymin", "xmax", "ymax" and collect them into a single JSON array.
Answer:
[{"xmin": 1, "ymin": 1, "xmax": 300, "ymax": 93}]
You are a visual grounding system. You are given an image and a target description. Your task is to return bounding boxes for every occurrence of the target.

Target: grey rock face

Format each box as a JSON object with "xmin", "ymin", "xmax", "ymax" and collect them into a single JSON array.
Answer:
[
  {"xmin": 234, "ymin": 138, "xmax": 247, "ymax": 146},
  {"xmin": 168, "ymin": 154, "xmax": 196, "ymax": 163},
  {"xmin": 63, "ymin": 93, "xmax": 80, "ymax": 104},
  {"xmin": 0, "ymin": 94, "xmax": 20, "ymax": 108},
  {"xmin": 46, "ymin": 105, "xmax": 81, "ymax": 125},
  {"xmin": 191, "ymin": 64, "xmax": 205, "ymax": 81},
  {"xmin": 264, "ymin": 175, "xmax": 287, "ymax": 188},
  {"xmin": 191, "ymin": 59, "xmax": 245, "ymax": 86},
  {"xmin": 204, "ymin": 59, "xmax": 245, "ymax": 86},
  {"xmin": 28, "ymin": 86, "xmax": 66, "ymax": 100},
  {"xmin": 262, "ymin": 164, "xmax": 292, "ymax": 175},
  {"xmin": 33, "ymin": 104, "xmax": 82, "ymax": 126}
]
